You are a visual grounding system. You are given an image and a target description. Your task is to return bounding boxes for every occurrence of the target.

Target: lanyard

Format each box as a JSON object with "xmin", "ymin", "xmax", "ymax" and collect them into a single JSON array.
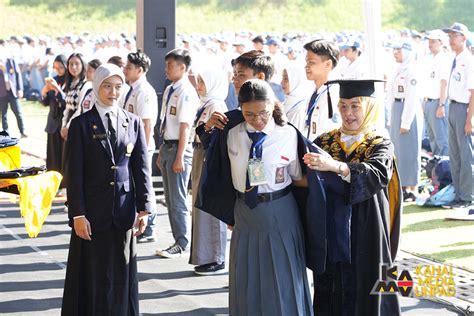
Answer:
[
  {"xmin": 193, "ymin": 100, "xmax": 211, "ymax": 127},
  {"xmin": 287, "ymin": 99, "xmax": 306, "ymax": 113},
  {"xmin": 305, "ymin": 86, "xmax": 329, "ymax": 127},
  {"xmin": 248, "ymin": 134, "xmax": 267, "ymax": 159}
]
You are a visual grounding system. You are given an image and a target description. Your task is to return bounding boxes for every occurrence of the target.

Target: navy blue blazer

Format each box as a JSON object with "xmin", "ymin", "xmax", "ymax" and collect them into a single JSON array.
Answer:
[
  {"xmin": 195, "ymin": 109, "xmax": 351, "ymax": 274},
  {"xmin": 66, "ymin": 105, "xmax": 154, "ymax": 232},
  {"xmin": 0, "ymin": 58, "xmax": 23, "ymax": 98}
]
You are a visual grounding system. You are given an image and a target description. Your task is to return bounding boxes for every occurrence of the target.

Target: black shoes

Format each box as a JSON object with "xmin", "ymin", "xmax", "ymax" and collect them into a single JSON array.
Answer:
[
  {"xmin": 442, "ymin": 200, "xmax": 473, "ymax": 209},
  {"xmin": 403, "ymin": 190, "xmax": 417, "ymax": 202},
  {"xmin": 194, "ymin": 262, "xmax": 226, "ymax": 276}
]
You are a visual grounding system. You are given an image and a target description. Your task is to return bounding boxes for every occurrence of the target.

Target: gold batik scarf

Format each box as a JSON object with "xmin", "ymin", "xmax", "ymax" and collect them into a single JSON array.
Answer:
[{"xmin": 338, "ymin": 96, "xmax": 380, "ymax": 154}]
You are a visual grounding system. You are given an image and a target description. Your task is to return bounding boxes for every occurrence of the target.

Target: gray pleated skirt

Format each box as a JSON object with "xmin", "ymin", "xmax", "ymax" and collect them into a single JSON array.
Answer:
[
  {"xmin": 229, "ymin": 192, "xmax": 313, "ymax": 316},
  {"xmin": 190, "ymin": 145, "xmax": 227, "ymax": 265},
  {"xmin": 390, "ymin": 100, "xmax": 422, "ymax": 186}
]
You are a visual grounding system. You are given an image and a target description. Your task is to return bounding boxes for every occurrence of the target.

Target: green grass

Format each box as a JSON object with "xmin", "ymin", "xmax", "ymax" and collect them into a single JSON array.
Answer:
[
  {"xmin": 427, "ymin": 249, "xmax": 474, "ymax": 262},
  {"xmin": 400, "ymin": 204, "xmax": 474, "ymax": 270},
  {"xmin": 402, "ymin": 218, "xmax": 474, "ymax": 233},
  {"xmin": 440, "ymin": 241, "xmax": 474, "ymax": 248},
  {"xmin": 0, "ymin": 0, "xmax": 472, "ymax": 37}
]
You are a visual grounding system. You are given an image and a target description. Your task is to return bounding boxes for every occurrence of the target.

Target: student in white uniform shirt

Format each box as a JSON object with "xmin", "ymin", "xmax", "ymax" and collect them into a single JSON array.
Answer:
[
  {"xmin": 303, "ymin": 39, "xmax": 341, "ymax": 141},
  {"xmin": 421, "ymin": 30, "xmax": 450, "ymax": 156},
  {"xmin": 338, "ymin": 38, "xmax": 367, "ymax": 79},
  {"xmin": 79, "ymin": 59, "xmax": 102, "ymax": 115},
  {"xmin": 189, "ymin": 67, "xmax": 229, "ymax": 275},
  {"xmin": 156, "ymin": 48, "xmax": 200, "ymax": 258},
  {"xmin": 123, "ymin": 50, "xmax": 159, "ymax": 242},
  {"xmin": 386, "ymin": 40, "xmax": 423, "ymax": 202},
  {"xmin": 203, "ymin": 79, "xmax": 312, "ymax": 314},
  {"xmin": 441, "ymin": 23, "xmax": 474, "ymax": 209},
  {"xmin": 281, "ymin": 60, "xmax": 314, "ymax": 133}
]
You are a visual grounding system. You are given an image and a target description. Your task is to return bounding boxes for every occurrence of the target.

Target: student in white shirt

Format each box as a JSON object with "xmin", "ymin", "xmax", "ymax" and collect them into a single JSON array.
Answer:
[
  {"xmin": 304, "ymin": 40, "xmax": 341, "ymax": 141},
  {"xmin": 203, "ymin": 79, "xmax": 312, "ymax": 315},
  {"xmin": 281, "ymin": 60, "xmax": 314, "ymax": 133},
  {"xmin": 190, "ymin": 66, "xmax": 228, "ymax": 275},
  {"xmin": 385, "ymin": 41, "xmax": 423, "ymax": 201},
  {"xmin": 156, "ymin": 48, "xmax": 200, "ymax": 258},
  {"xmin": 421, "ymin": 30, "xmax": 449, "ymax": 156},
  {"xmin": 124, "ymin": 50, "xmax": 159, "ymax": 242},
  {"xmin": 441, "ymin": 23, "xmax": 474, "ymax": 209}
]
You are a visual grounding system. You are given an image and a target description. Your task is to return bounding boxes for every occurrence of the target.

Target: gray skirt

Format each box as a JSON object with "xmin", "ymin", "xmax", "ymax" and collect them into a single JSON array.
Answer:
[
  {"xmin": 229, "ymin": 192, "xmax": 312, "ymax": 316},
  {"xmin": 190, "ymin": 145, "xmax": 227, "ymax": 265},
  {"xmin": 390, "ymin": 100, "xmax": 422, "ymax": 186}
]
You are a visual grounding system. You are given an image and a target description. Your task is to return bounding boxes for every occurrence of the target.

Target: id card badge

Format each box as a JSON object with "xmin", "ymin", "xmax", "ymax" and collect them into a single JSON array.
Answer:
[{"xmin": 247, "ymin": 158, "xmax": 267, "ymax": 186}]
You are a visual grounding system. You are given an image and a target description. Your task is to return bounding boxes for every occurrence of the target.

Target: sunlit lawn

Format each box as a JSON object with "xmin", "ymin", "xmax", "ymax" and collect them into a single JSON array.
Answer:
[{"xmin": 401, "ymin": 203, "xmax": 474, "ymax": 271}]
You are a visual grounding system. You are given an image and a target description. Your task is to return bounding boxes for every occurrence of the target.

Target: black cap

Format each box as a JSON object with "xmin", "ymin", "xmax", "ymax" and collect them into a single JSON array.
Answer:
[{"xmin": 327, "ymin": 79, "xmax": 385, "ymax": 99}]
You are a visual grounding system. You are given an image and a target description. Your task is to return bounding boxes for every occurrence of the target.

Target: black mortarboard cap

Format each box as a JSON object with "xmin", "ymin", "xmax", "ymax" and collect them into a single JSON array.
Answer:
[
  {"xmin": 323, "ymin": 79, "xmax": 384, "ymax": 119},
  {"xmin": 327, "ymin": 79, "xmax": 385, "ymax": 99}
]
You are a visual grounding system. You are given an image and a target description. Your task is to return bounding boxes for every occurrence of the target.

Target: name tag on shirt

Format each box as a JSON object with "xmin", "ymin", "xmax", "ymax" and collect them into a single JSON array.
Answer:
[
  {"xmin": 398, "ymin": 85, "xmax": 404, "ymax": 93},
  {"xmin": 170, "ymin": 106, "xmax": 177, "ymax": 116},
  {"xmin": 453, "ymin": 72, "xmax": 461, "ymax": 82},
  {"xmin": 248, "ymin": 159, "xmax": 267, "ymax": 186},
  {"xmin": 275, "ymin": 167, "xmax": 285, "ymax": 184}
]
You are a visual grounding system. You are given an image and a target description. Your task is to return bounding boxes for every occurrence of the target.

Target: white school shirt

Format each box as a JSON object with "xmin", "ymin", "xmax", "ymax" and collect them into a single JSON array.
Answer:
[
  {"xmin": 124, "ymin": 75, "xmax": 158, "ymax": 151},
  {"xmin": 160, "ymin": 77, "xmax": 200, "ymax": 141},
  {"xmin": 385, "ymin": 62, "xmax": 422, "ymax": 130},
  {"xmin": 448, "ymin": 49, "xmax": 474, "ymax": 104},
  {"xmin": 305, "ymin": 83, "xmax": 340, "ymax": 142},
  {"xmin": 227, "ymin": 118, "xmax": 302, "ymax": 194},
  {"xmin": 193, "ymin": 98, "xmax": 227, "ymax": 143},
  {"xmin": 284, "ymin": 96, "xmax": 307, "ymax": 133},
  {"xmin": 95, "ymin": 103, "xmax": 118, "ymax": 133},
  {"xmin": 423, "ymin": 51, "xmax": 450, "ymax": 99},
  {"xmin": 338, "ymin": 56, "xmax": 367, "ymax": 79}
]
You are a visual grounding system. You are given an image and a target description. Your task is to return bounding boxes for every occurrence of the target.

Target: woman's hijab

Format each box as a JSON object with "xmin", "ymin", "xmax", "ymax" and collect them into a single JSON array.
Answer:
[
  {"xmin": 199, "ymin": 67, "xmax": 228, "ymax": 102},
  {"xmin": 283, "ymin": 60, "xmax": 313, "ymax": 110},
  {"xmin": 92, "ymin": 63, "xmax": 125, "ymax": 105}
]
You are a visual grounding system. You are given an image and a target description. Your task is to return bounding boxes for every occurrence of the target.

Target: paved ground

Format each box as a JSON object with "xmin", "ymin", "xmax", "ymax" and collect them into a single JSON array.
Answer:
[
  {"xmin": 1, "ymin": 196, "xmax": 472, "ymax": 315},
  {"xmin": 0, "ymin": 103, "xmax": 473, "ymax": 315}
]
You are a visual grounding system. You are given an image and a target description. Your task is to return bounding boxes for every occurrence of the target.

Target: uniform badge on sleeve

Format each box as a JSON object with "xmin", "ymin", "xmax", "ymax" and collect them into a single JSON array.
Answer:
[{"xmin": 126, "ymin": 143, "xmax": 134, "ymax": 156}]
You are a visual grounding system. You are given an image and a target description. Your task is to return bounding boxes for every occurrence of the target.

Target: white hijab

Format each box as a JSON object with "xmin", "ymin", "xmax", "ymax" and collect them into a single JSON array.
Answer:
[
  {"xmin": 92, "ymin": 63, "xmax": 125, "ymax": 106},
  {"xmin": 283, "ymin": 60, "xmax": 313, "ymax": 111},
  {"xmin": 199, "ymin": 67, "xmax": 228, "ymax": 103}
]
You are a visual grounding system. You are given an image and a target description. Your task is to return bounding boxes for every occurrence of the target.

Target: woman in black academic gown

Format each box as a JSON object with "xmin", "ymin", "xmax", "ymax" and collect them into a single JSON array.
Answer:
[{"xmin": 303, "ymin": 79, "xmax": 402, "ymax": 316}]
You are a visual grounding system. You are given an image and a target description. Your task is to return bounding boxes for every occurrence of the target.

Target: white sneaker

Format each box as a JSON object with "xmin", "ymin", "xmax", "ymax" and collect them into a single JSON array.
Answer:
[{"xmin": 155, "ymin": 244, "xmax": 183, "ymax": 258}]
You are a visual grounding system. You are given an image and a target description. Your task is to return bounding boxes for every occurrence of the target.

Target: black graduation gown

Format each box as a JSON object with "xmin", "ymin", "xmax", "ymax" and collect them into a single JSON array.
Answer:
[
  {"xmin": 195, "ymin": 109, "xmax": 342, "ymax": 275},
  {"xmin": 313, "ymin": 130, "xmax": 402, "ymax": 316}
]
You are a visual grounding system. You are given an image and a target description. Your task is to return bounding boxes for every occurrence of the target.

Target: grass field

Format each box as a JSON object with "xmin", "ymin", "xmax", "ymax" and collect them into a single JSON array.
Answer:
[
  {"xmin": 402, "ymin": 203, "xmax": 474, "ymax": 271},
  {"xmin": 0, "ymin": 0, "xmax": 472, "ymax": 37}
]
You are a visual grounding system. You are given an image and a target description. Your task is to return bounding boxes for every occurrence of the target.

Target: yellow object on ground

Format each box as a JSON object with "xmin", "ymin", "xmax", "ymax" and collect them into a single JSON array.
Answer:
[
  {"xmin": 0, "ymin": 145, "xmax": 21, "ymax": 171},
  {"xmin": 0, "ymin": 171, "xmax": 62, "ymax": 237}
]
